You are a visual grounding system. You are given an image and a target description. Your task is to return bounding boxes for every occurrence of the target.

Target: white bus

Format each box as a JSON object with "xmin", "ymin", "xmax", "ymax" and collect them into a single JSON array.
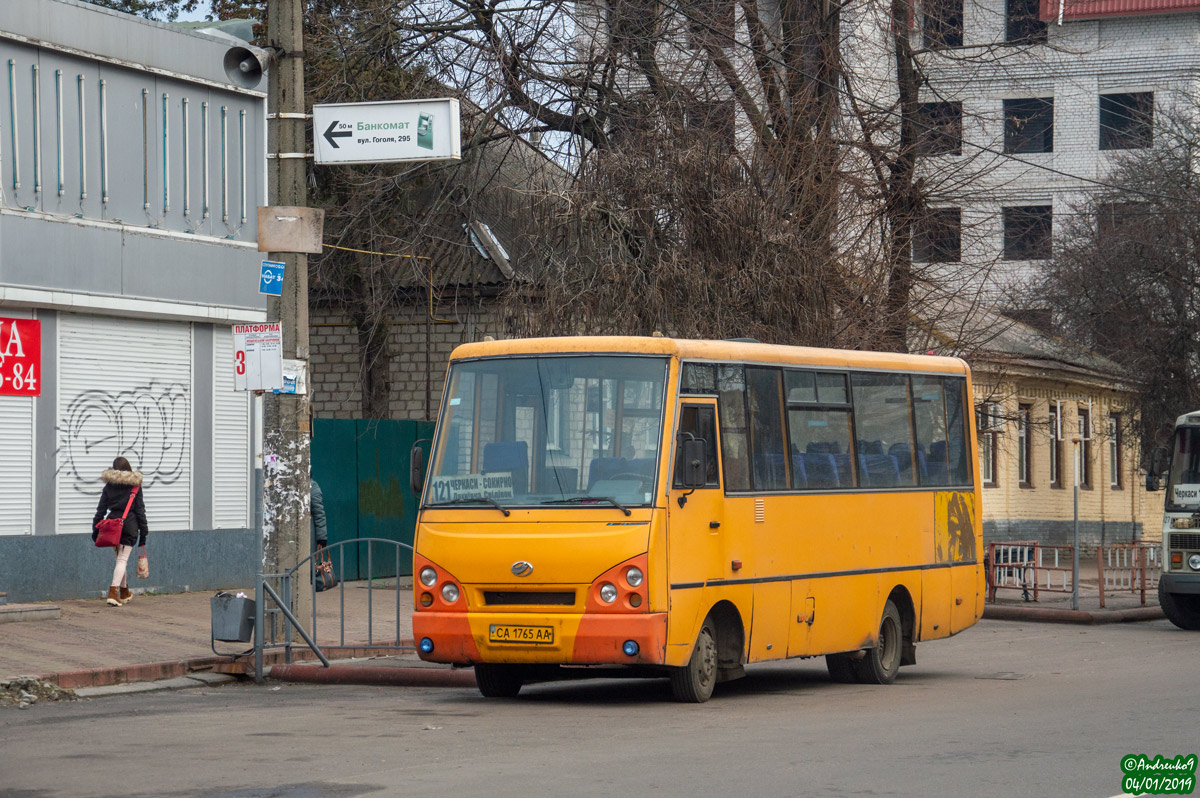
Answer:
[{"xmin": 1154, "ymin": 410, "xmax": 1200, "ymax": 630}]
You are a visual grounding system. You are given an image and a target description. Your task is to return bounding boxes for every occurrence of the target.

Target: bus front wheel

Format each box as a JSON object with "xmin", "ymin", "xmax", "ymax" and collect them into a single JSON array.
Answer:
[
  {"xmin": 1159, "ymin": 581, "xmax": 1200, "ymax": 631},
  {"xmin": 475, "ymin": 664, "xmax": 525, "ymax": 698},
  {"xmin": 851, "ymin": 600, "xmax": 903, "ymax": 685},
  {"xmin": 670, "ymin": 618, "xmax": 718, "ymax": 703}
]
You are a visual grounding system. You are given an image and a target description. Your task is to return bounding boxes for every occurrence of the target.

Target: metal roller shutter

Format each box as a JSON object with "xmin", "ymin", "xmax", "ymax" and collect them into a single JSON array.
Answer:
[
  {"xmin": 57, "ymin": 315, "xmax": 193, "ymax": 530},
  {"xmin": 213, "ymin": 326, "xmax": 251, "ymax": 528}
]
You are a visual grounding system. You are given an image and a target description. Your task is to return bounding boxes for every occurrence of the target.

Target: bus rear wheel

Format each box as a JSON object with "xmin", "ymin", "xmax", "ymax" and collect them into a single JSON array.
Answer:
[
  {"xmin": 851, "ymin": 600, "xmax": 903, "ymax": 685},
  {"xmin": 1159, "ymin": 581, "xmax": 1200, "ymax": 631},
  {"xmin": 670, "ymin": 618, "xmax": 718, "ymax": 703},
  {"xmin": 475, "ymin": 664, "xmax": 525, "ymax": 698}
]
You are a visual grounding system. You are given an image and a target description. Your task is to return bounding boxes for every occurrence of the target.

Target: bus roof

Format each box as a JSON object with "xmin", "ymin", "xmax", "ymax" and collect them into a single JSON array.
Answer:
[
  {"xmin": 448, "ymin": 336, "xmax": 970, "ymax": 375},
  {"xmin": 1175, "ymin": 411, "xmax": 1200, "ymax": 428}
]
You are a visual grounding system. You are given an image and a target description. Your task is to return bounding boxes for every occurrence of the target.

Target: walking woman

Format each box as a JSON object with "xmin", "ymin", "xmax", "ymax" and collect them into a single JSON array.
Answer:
[{"xmin": 91, "ymin": 457, "xmax": 149, "ymax": 606}]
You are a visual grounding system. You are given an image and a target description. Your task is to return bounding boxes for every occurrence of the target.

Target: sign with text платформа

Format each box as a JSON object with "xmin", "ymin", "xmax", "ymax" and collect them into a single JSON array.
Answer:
[
  {"xmin": 0, "ymin": 317, "xmax": 40, "ymax": 396},
  {"xmin": 233, "ymin": 322, "xmax": 283, "ymax": 392},
  {"xmin": 312, "ymin": 98, "xmax": 461, "ymax": 165}
]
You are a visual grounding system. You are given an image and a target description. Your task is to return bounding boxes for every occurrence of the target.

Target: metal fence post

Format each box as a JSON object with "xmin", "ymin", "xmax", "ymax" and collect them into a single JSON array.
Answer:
[{"xmin": 254, "ymin": 572, "xmax": 265, "ymax": 684}]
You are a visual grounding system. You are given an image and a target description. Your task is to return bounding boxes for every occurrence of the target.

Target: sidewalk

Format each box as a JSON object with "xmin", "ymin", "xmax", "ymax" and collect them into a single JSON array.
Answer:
[
  {"xmin": 0, "ymin": 579, "xmax": 468, "ymax": 692},
  {"xmin": 983, "ymin": 555, "xmax": 1165, "ymax": 624}
]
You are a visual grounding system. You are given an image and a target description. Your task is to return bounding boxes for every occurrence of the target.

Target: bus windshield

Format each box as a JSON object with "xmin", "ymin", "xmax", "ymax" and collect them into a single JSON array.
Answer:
[
  {"xmin": 1166, "ymin": 426, "xmax": 1200, "ymax": 510},
  {"xmin": 425, "ymin": 355, "xmax": 669, "ymax": 508}
]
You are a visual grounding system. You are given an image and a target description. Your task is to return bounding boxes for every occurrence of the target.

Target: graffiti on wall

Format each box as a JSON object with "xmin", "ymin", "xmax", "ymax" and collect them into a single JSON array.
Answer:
[{"xmin": 58, "ymin": 381, "xmax": 190, "ymax": 494}]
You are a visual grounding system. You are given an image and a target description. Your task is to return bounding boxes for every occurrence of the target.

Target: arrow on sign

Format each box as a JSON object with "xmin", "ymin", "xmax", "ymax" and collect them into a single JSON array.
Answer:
[{"xmin": 323, "ymin": 120, "xmax": 352, "ymax": 149}]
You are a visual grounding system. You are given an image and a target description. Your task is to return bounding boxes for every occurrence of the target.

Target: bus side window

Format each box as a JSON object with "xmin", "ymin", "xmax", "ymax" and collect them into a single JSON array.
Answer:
[
  {"xmin": 943, "ymin": 377, "xmax": 972, "ymax": 485},
  {"xmin": 674, "ymin": 406, "xmax": 719, "ymax": 488}
]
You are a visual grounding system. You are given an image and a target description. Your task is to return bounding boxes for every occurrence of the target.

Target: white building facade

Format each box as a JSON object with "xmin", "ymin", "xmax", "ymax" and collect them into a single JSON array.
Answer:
[
  {"xmin": 914, "ymin": 0, "xmax": 1200, "ymax": 297},
  {"xmin": 0, "ymin": 1, "xmax": 266, "ymax": 601}
]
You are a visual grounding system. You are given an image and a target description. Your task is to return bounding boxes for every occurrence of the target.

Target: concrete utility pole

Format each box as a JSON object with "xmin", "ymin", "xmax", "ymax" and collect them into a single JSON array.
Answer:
[{"xmin": 263, "ymin": 0, "xmax": 312, "ymax": 624}]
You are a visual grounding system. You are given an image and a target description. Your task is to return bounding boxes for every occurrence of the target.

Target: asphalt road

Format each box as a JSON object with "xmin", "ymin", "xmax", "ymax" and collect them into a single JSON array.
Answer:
[{"xmin": 2, "ymin": 618, "xmax": 1196, "ymax": 798}]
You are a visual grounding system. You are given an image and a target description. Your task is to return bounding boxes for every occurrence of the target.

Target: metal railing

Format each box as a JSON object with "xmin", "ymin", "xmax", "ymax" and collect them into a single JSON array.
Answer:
[
  {"xmin": 252, "ymin": 538, "xmax": 415, "ymax": 683},
  {"xmin": 987, "ymin": 541, "xmax": 1076, "ymax": 602},
  {"xmin": 1097, "ymin": 543, "xmax": 1160, "ymax": 608}
]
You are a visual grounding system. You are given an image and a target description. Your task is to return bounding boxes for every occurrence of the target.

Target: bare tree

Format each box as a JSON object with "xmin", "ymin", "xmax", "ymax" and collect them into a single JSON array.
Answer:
[{"xmin": 1023, "ymin": 110, "xmax": 1200, "ymax": 459}]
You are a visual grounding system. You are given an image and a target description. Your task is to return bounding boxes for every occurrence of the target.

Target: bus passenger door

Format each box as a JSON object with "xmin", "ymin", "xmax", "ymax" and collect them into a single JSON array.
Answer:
[{"xmin": 668, "ymin": 401, "xmax": 726, "ymax": 591}]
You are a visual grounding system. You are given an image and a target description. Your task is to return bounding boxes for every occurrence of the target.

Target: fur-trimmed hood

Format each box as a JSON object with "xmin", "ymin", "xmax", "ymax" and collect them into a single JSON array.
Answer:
[{"xmin": 101, "ymin": 469, "xmax": 143, "ymax": 487}]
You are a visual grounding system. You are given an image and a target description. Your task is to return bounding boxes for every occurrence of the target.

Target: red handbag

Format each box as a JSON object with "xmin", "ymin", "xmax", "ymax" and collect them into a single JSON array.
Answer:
[{"xmin": 94, "ymin": 486, "xmax": 139, "ymax": 548}]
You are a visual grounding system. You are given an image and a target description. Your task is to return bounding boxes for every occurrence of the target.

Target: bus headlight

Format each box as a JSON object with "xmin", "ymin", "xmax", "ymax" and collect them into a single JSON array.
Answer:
[
  {"xmin": 1189, "ymin": 554, "xmax": 1200, "ymax": 572},
  {"xmin": 625, "ymin": 566, "xmax": 644, "ymax": 588},
  {"xmin": 419, "ymin": 566, "xmax": 438, "ymax": 587},
  {"xmin": 441, "ymin": 583, "xmax": 460, "ymax": 603},
  {"xmin": 599, "ymin": 583, "xmax": 618, "ymax": 603}
]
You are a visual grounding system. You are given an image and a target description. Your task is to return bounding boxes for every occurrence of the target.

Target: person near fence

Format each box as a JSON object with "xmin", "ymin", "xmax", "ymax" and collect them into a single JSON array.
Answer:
[
  {"xmin": 311, "ymin": 478, "xmax": 327, "ymax": 550},
  {"xmin": 91, "ymin": 457, "xmax": 149, "ymax": 607}
]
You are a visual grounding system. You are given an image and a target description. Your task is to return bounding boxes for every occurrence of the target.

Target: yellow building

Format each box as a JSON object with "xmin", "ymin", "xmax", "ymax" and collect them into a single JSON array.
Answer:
[{"xmin": 918, "ymin": 306, "xmax": 1163, "ymax": 547}]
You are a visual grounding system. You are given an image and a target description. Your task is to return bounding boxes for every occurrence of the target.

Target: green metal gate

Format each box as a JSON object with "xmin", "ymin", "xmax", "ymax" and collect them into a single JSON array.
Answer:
[{"xmin": 311, "ymin": 419, "xmax": 433, "ymax": 581}]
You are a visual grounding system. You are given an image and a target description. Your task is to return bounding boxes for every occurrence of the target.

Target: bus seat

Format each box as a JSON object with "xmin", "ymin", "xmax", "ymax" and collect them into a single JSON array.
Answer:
[
  {"xmin": 925, "ymin": 441, "xmax": 950, "ymax": 484},
  {"xmin": 538, "ymin": 466, "xmax": 580, "ymax": 493},
  {"xmin": 888, "ymin": 442, "xmax": 924, "ymax": 483},
  {"xmin": 857, "ymin": 439, "xmax": 884, "ymax": 455},
  {"xmin": 754, "ymin": 453, "xmax": 788, "ymax": 489},
  {"xmin": 863, "ymin": 453, "xmax": 900, "ymax": 487},
  {"xmin": 803, "ymin": 452, "xmax": 839, "ymax": 489},
  {"xmin": 806, "ymin": 441, "xmax": 842, "ymax": 455},
  {"xmin": 833, "ymin": 453, "xmax": 854, "ymax": 487},
  {"xmin": 587, "ymin": 457, "xmax": 627, "ymax": 490},
  {"xmin": 482, "ymin": 441, "xmax": 529, "ymax": 494},
  {"xmin": 925, "ymin": 460, "xmax": 949, "ymax": 485},
  {"xmin": 791, "ymin": 454, "xmax": 808, "ymax": 489},
  {"xmin": 627, "ymin": 457, "xmax": 656, "ymax": 479}
]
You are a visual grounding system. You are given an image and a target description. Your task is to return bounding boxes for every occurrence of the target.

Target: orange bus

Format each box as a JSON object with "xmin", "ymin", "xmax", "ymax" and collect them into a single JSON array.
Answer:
[{"xmin": 410, "ymin": 336, "xmax": 983, "ymax": 701}]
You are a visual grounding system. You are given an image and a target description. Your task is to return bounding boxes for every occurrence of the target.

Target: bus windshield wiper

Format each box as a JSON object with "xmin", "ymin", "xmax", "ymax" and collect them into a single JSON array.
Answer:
[
  {"xmin": 430, "ymin": 496, "xmax": 511, "ymax": 517},
  {"xmin": 541, "ymin": 496, "xmax": 631, "ymax": 516}
]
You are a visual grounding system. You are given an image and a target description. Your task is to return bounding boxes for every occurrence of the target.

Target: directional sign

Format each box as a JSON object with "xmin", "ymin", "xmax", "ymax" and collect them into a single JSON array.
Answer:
[
  {"xmin": 313, "ymin": 98, "xmax": 462, "ymax": 165},
  {"xmin": 259, "ymin": 260, "xmax": 285, "ymax": 296}
]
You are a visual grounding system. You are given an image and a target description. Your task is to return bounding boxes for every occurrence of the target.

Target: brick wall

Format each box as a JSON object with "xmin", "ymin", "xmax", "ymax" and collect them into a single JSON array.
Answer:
[
  {"xmin": 309, "ymin": 298, "xmax": 506, "ymax": 421},
  {"xmin": 972, "ymin": 364, "xmax": 1164, "ymax": 548}
]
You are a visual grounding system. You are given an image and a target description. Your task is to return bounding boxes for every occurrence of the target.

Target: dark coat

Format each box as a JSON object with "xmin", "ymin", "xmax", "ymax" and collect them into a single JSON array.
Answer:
[{"xmin": 91, "ymin": 469, "xmax": 150, "ymax": 547}]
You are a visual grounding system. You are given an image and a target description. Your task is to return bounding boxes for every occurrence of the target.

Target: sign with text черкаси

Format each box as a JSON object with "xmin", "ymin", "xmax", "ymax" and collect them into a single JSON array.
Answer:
[{"xmin": 312, "ymin": 98, "xmax": 461, "ymax": 166}]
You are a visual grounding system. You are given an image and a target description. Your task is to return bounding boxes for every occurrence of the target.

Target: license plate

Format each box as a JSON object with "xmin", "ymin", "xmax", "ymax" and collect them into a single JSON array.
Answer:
[{"xmin": 489, "ymin": 624, "xmax": 554, "ymax": 644}]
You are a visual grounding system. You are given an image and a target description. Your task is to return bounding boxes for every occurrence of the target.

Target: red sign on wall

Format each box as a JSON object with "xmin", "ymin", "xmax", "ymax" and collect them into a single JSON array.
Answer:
[{"xmin": 0, "ymin": 317, "xmax": 41, "ymax": 396}]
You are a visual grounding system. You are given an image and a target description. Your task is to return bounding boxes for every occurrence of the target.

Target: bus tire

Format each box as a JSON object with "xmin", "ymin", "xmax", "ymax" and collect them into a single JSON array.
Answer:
[
  {"xmin": 825, "ymin": 653, "xmax": 858, "ymax": 683},
  {"xmin": 475, "ymin": 664, "xmax": 525, "ymax": 698},
  {"xmin": 1159, "ymin": 581, "xmax": 1200, "ymax": 631},
  {"xmin": 670, "ymin": 618, "xmax": 718, "ymax": 703},
  {"xmin": 851, "ymin": 600, "xmax": 903, "ymax": 685}
]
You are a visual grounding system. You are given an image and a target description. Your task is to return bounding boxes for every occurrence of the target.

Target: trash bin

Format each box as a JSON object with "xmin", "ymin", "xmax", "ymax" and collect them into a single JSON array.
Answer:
[{"xmin": 211, "ymin": 592, "xmax": 256, "ymax": 643}]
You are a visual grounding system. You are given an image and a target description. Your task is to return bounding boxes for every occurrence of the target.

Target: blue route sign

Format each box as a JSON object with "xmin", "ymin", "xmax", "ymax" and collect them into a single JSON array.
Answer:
[{"xmin": 259, "ymin": 260, "xmax": 285, "ymax": 296}]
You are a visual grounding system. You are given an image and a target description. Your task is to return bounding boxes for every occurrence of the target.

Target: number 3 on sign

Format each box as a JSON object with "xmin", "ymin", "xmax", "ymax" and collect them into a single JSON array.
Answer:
[{"xmin": 235, "ymin": 350, "xmax": 246, "ymax": 375}]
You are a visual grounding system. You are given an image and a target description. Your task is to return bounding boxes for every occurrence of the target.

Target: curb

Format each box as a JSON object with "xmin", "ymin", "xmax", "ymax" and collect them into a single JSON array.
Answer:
[
  {"xmin": 39, "ymin": 642, "xmax": 418, "ymax": 690},
  {"xmin": 74, "ymin": 672, "xmax": 237, "ymax": 699},
  {"xmin": 984, "ymin": 605, "xmax": 1165, "ymax": 624},
  {"xmin": 268, "ymin": 663, "xmax": 478, "ymax": 688}
]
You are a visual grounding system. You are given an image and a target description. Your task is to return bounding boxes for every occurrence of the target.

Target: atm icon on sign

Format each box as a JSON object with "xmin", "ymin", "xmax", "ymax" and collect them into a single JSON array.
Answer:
[{"xmin": 259, "ymin": 261, "xmax": 285, "ymax": 296}]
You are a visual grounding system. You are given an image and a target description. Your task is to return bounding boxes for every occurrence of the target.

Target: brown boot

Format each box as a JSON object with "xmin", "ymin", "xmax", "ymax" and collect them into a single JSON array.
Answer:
[
  {"xmin": 106, "ymin": 586, "xmax": 122, "ymax": 606},
  {"xmin": 119, "ymin": 587, "xmax": 133, "ymax": 603}
]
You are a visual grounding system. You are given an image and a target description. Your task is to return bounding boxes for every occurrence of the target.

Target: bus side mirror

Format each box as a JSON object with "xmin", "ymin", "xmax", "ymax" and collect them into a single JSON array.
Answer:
[
  {"xmin": 681, "ymin": 439, "xmax": 708, "ymax": 489},
  {"xmin": 1145, "ymin": 446, "xmax": 1170, "ymax": 491},
  {"xmin": 410, "ymin": 445, "xmax": 426, "ymax": 495}
]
